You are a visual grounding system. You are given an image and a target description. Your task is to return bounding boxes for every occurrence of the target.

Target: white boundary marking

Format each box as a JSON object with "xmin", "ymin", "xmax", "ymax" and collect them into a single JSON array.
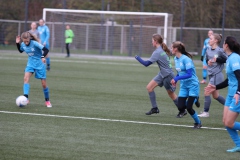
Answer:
[{"xmin": 0, "ymin": 110, "xmax": 225, "ymax": 131}]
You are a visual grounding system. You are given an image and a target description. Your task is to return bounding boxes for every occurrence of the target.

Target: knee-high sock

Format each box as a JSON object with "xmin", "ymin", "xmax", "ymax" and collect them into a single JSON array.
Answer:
[
  {"xmin": 191, "ymin": 112, "xmax": 201, "ymax": 124},
  {"xmin": 43, "ymin": 87, "xmax": 49, "ymax": 100},
  {"xmin": 204, "ymin": 96, "xmax": 211, "ymax": 112},
  {"xmin": 215, "ymin": 95, "xmax": 225, "ymax": 105},
  {"xmin": 202, "ymin": 69, "xmax": 207, "ymax": 80},
  {"xmin": 226, "ymin": 124, "xmax": 240, "ymax": 147},
  {"xmin": 46, "ymin": 57, "xmax": 50, "ymax": 65},
  {"xmin": 149, "ymin": 91, "xmax": 157, "ymax": 108},
  {"xmin": 23, "ymin": 83, "xmax": 30, "ymax": 96}
]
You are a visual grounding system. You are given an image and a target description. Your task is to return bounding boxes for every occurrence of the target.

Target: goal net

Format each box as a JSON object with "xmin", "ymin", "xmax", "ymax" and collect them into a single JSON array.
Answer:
[{"xmin": 43, "ymin": 8, "xmax": 173, "ymax": 56}]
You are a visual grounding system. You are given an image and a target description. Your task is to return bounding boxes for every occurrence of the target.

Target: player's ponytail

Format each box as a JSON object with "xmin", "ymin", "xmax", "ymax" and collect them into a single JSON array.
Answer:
[
  {"xmin": 172, "ymin": 41, "xmax": 192, "ymax": 59},
  {"xmin": 152, "ymin": 33, "xmax": 171, "ymax": 56}
]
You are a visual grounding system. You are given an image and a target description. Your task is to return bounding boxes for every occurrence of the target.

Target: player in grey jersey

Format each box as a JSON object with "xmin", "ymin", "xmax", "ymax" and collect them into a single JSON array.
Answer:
[
  {"xmin": 135, "ymin": 33, "xmax": 188, "ymax": 117},
  {"xmin": 28, "ymin": 22, "xmax": 40, "ymax": 39},
  {"xmin": 199, "ymin": 33, "xmax": 227, "ymax": 117}
]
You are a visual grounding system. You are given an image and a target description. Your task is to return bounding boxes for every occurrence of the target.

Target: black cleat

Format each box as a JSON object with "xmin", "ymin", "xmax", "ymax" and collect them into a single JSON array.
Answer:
[
  {"xmin": 195, "ymin": 97, "xmax": 200, "ymax": 108},
  {"xmin": 176, "ymin": 110, "xmax": 187, "ymax": 118},
  {"xmin": 145, "ymin": 107, "xmax": 159, "ymax": 115},
  {"xmin": 193, "ymin": 123, "xmax": 202, "ymax": 129}
]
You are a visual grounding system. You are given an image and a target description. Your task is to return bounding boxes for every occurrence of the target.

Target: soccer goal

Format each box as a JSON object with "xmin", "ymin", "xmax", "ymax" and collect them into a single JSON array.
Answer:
[{"xmin": 43, "ymin": 8, "xmax": 173, "ymax": 56}]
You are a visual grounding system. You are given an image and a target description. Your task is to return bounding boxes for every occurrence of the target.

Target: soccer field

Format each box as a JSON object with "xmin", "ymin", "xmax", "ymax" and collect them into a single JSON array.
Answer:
[{"xmin": 0, "ymin": 52, "xmax": 239, "ymax": 160}]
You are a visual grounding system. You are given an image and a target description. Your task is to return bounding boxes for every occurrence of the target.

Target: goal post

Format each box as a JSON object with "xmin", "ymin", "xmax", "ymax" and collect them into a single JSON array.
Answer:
[{"xmin": 43, "ymin": 8, "xmax": 173, "ymax": 56}]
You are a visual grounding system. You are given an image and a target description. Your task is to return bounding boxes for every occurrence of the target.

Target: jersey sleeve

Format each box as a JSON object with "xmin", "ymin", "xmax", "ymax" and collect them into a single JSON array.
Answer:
[
  {"xmin": 184, "ymin": 58, "xmax": 194, "ymax": 70},
  {"xmin": 44, "ymin": 26, "xmax": 50, "ymax": 43},
  {"xmin": 148, "ymin": 51, "xmax": 161, "ymax": 63},
  {"xmin": 201, "ymin": 39, "xmax": 208, "ymax": 56},
  {"xmin": 230, "ymin": 55, "xmax": 240, "ymax": 71}
]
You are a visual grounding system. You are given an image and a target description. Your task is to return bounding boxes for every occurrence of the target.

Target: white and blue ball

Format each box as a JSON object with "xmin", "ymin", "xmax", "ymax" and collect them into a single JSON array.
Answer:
[{"xmin": 16, "ymin": 95, "xmax": 28, "ymax": 107}]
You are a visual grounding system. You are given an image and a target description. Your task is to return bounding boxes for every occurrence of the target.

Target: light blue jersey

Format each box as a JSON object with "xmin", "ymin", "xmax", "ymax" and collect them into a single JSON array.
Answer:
[
  {"xmin": 20, "ymin": 40, "xmax": 45, "ymax": 70},
  {"xmin": 201, "ymin": 38, "xmax": 210, "ymax": 56},
  {"xmin": 37, "ymin": 25, "xmax": 50, "ymax": 49},
  {"xmin": 174, "ymin": 55, "xmax": 199, "ymax": 97},
  {"xmin": 226, "ymin": 53, "xmax": 240, "ymax": 96}
]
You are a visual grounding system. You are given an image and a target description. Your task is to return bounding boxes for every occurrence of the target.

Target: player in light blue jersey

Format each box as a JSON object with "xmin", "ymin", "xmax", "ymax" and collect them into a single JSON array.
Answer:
[
  {"xmin": 200, "ymin": 30, "xmax": 213, "ymax": 84},
  {"xmin": 198, "ymin": 33, "xmax": 226, "ymax": 117},
  {"xmin": 38, "ymin": 19, "xmax": 51, "ymax": 71},
  {"xmin": 16, "ymin": 32, "xmax": 52, "ymax": 108},
  {"xmin": 205, "ymin": 36, "xmax": 240, "ymax": 152},
  {"xmin": 171, "ymin": 41, "xmax": 202, "ymax": 129},
  {"xmin": 135, "ymin": 34, "xmax": 185, "ymax": 117}
]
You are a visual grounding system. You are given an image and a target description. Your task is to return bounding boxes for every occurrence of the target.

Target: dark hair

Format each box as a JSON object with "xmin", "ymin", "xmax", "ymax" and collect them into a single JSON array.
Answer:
[
  {"xmin": 225, "ymin": 36, "xmax": 240, "ymax": 55},
  {"xmin": 172, "ymin": 41, "xmax": 192, "ymax": 59},
  {"xmin": 152, "ymin": 33, "xmax": 171, "ymax": 56},
  {"xmin": 212, "ymin": 33, "xmax": 222, "ymax": 45},
  {"xmin": 21, "ymin": 32, "xmax": 40, "ymax": 43}
]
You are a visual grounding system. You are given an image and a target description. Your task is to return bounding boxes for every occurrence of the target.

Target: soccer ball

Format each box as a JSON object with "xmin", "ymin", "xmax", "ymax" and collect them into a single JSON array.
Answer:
[{"xmin": 16, "ymin": 95, "xmax": 28, "ymax": 107}]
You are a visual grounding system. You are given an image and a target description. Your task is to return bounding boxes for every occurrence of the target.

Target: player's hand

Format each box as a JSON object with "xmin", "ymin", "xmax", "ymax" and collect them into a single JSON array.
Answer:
[
  {"xmin": 16, "ymin": 35, "xmax": 21, "ymax": 43},
  {"xmin": 201, "ymin": 56, "xmax": 204, "ymax": 61},
  {"xmin": 234, "ymin": 94, "xmax": 239, "ymax": 105},
  {"xmin": 170, "ymin": 79, "xmax": 176, "ymax": 87},
  {"xmin": 41, "ymin": 58, "xmax": 46, "ymax": 63},
  {"xmin": 204, "ymin": 84, "xmax": 216, "ymax": 95},
  {"xmin": 207, "ymin": 60, "xmax": 213, "ymax": 66}
]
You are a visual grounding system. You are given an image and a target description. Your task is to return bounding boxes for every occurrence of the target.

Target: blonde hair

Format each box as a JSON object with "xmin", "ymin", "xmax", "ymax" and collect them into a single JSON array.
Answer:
[
  {"xmin": 152, "ymin": 33, "xmax": 171, "ymax": 56},
  {"xmin": 172, "ymin": 41, "xmax": 192, "ymax": 59},
  {"xmin": 212, "ymin": 33, "xmax": 222, "ymax": 45},
  {"xmin": 21, "ymin": 32, "xmax": 40, "ymax": 43}
]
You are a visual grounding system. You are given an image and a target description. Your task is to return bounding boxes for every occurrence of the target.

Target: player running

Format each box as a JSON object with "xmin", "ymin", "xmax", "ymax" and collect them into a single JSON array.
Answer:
[
  {"xmin": 16, "ymin": 32, "xmax": 52, "ymax": 108},
  {"xmin": 38, "ymin": 19, "xmax": 51, "ymax": 71},
  {"xmin": 170, "ymin": 41, "xmax": 202, "ymax": 129}
]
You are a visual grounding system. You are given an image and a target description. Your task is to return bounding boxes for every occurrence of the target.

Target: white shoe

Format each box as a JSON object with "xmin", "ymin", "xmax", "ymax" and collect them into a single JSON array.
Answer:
[{"xmin": 198, "ymin": 111, "xmax": 209, "ymax": 117}]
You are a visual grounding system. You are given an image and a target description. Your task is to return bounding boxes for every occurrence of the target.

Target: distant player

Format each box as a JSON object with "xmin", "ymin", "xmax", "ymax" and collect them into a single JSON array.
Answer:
[
  {"xmin": 171, "ymin": 41, "xmax": 202, "ymax": 129},
  {"xmin": 28, "ymin": 22, "xmax": 39, "ymax": 39},
  {"xmin": 135, "ymin": 33, "xmax": 187, "ymax": 117},
  {"xmin": 38, "ymin": 19, "xmax": 51, "ymax": 71},
  {"xmin": 200, "ymin": 30, "xmax": 213, "ymax": 84},
  {"xmin": 65, "ymin": 24, "xmax": 74, "ymax": 57},
  {"xmin": 16, "ymin": 32, "xmax": 52, "ymax": 108},
  {"xmin": 205, "ymin": 36, "xmax": 240, "ymax": 152},
  {"xmin": 198, "ymin": 33, "xmax": 226, "ymax": 117}
]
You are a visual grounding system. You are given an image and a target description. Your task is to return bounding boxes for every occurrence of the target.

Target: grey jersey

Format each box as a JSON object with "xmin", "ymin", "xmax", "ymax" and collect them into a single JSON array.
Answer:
[
  {"xmin": 28, "ymin": 29, "xmax": 40, "ymax": 39},
  {"xmin": 206, "ymin": 46, "xmax": 227, "ymax": 76},
  {"xmin": 148, "ymin": 46, "xmax": 174, "ymax": 78}
]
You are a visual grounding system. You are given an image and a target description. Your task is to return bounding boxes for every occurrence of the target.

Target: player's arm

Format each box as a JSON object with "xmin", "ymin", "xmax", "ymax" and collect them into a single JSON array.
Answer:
[
  {"xmin": 16, "ymin": 35, "xmax": 23, "ymax": 53},
  {"xmin": 201, "ymin": 40, "xmax": 207, "ymax": 61},
  {"xmin": 216, "ymin": 51, "xmax": 227, "ymax": 63},
  {"xmin": 135, "ymin": 55, "xmax": 152, "ymax": 67},
  {"xmin": 41, "ymin": 47, "xmax": 49, "ymax": 58},
  {"xmin": 215, "ymin": 78, "xmax": 228, "ymax": 90},
  {"xmin": 44, "ymin": 26, "xmax": 50, "ymax": 44},
  {"xmin": 234, "ymin": 70, "xmax": 240, "ymax": 95},
  {"xmin": 173, "ymin": 68, "xmax": 192, "ymax": 83}
]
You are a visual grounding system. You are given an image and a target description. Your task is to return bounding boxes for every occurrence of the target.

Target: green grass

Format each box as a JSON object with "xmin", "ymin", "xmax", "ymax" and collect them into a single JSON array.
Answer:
[{"xmin": 0, "ymin": 52, "xmax": 239, "ymax": 160}]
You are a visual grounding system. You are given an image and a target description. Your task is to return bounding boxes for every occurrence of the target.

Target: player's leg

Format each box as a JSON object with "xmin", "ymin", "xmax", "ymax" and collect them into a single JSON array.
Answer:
[
  {"xmin": 200, "ymin": 59, "xmax": 208, "ymax": 84},
  {"xmin": 212, "ymin": 73, "xmax": 225, "ymax": 105},
  {"xmin": 225, "ymin": 103, "xmax": 240, "ymax": 152},
  {"xmin": 185, "ymin": 96, "xmax": 202, "ymax": 129},
  {"xmin": 145, "ymin": 79, "xmax": 159, "ymax": 115},
  {"xmin": 35, "ymin": 67, "xmax": 52, "ymax": 108},
  {"xmin": 66, "ymin": 43, "xmax": 70, "ymax": 57},
  {"xmin": 45, "ymin": 43, "xmax": 51, "ymax": 71},
  {"xmin": 23, "ymin": 67, "xmax": 34, "ymax": 103}
]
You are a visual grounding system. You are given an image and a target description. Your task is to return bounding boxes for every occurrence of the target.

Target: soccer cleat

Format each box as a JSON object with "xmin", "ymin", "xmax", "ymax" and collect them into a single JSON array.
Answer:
[
  {"xmin": 47, "ymin": 64, "xmax": 50, "ymax": 71},
  {"xmin": 200, "ymin": 80, "xmax": 206, "ymax": 84},
  {"xmin": 145, "ymin": 107, "xmax": 159, "ymax": 115},
  {"xmin": 45, "ymin": 101, "xmax": 52, "ymax": 108},
  {"xmin": 193, "ymin": 123, "xmax": 202, "ymax": 129},
  {"xmin": 195, "ymin": 97, "xmax": 200, "ymax": 108},
  {"xmin": 198, "ymin": 111, "xmax": 209, "ymax": 117},
  {"xmin": 176, "ymin": 110, "xmax": 187, "ymax": 118},
  {"xmin": 226, "ymin": 146, "xmax": 240, "ymax": 153}
]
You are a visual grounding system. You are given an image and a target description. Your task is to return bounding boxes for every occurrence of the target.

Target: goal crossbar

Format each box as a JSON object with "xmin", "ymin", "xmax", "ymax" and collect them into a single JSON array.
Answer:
[{"xmin": 43, "ymin": 8, "xmax": 170, "ymax": 44}]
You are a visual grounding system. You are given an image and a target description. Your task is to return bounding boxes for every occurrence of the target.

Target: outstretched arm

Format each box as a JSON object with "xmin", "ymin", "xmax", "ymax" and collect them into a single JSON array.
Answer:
[
  {"xmin": 135, "ymin": 55, "xmax": 152, "ymax": 67},
  {"xmin": 16, "ymin": 35, "xmax": 23, "ymax": 53},
  {"xmin": 173, "ymin": 69, "xmax": 193, "ymax": 83}
]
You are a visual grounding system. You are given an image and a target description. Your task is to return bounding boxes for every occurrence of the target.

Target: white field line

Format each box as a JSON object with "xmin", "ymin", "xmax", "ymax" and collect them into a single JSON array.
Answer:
[
  {"xmin": 0, "ymin": 56, "xmax": 203, "ymax": 69},
  {"xmin": 0, "ymin": 110, "xmax": 225, "ymax": 131}
]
